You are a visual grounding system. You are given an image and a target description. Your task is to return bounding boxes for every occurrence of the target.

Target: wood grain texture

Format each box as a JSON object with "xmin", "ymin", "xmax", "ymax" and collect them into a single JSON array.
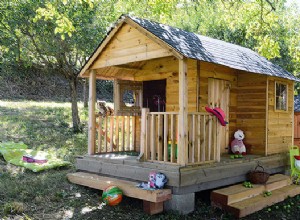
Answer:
[
  {"xmin": 67, "ymin": 172, "xmax": 172, "ymax": 203},
  {"xmin": 211, "ymin": 174, "xmax": 298, "ymax": 218},
  {"xmin": 88, "ymin": 70, "xmax": 96, "ymax": 155},
  {"xmin": 267, "ymin": 77, "xmax": 294, "ymax": 155},
  {"xmin": 91, "ymin": 23, "xmax": 173, "ymax": 69}
]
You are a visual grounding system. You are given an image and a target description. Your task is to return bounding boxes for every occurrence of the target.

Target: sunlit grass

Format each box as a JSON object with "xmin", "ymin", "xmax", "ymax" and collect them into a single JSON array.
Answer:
[
  {"xmin": 0, "ymin": 100, "xmax": 74, "ymax": 108},
  {"xmin": 0, "ymin": 100, "xmax": 88, "ymax": 162}
]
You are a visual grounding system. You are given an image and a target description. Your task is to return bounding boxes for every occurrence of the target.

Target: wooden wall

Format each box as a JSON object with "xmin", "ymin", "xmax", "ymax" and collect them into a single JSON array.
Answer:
[
  {"xmin": 294, "ymin": 113, "xmax": 300, "ymax": 147},
  {"xmin": 165, "ymin": 60, "xmax": 294, "ymax": 156},
  {"xmin": 91, "ymin": 23, "xmax": 173, "ymax": 70},
  {"xmin": 166, "ymin": 59, "xmax": 238, "ymax": 153},
  {"xmin": 236, "ymin": 72, "xmax": 267, "ymax": 155},
  {"xmin": 267, "ymin": 77, "xmax": 294, "ymax": 155}
]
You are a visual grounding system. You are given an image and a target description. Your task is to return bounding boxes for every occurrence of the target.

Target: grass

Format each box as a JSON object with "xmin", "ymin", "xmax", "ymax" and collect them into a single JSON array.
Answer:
[
  {"xmin": 0, "ymin": 101, "xmax": 88, "ymax": 163},
  {"xmin": 1, "ymin": 100, "xmax": 300, "ymax": 219}
]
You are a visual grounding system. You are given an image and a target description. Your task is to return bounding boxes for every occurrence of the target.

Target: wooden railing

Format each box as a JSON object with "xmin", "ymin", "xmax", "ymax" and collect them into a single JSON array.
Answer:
[
  {"xmin": 95, "ymin": 115, "xmax": 140, "ymax": 153},
  {"xmin": 140, "ymin": 109, "xmax": 219, "ymax": 165},
  {"xmin": 187, "ymin": 112, "xmax": 220, "ymax": 164}
]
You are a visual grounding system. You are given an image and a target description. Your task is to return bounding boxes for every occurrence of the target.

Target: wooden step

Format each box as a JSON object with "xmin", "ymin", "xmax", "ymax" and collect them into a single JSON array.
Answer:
[
  {"xmin": 67, "ymin": 172, "xmax": 172, "ymax": 215},
  {"xmin": 227, "ymin": 184, "xmax": 300, "ymax": 218},
  {"xmin": 67, "ymin": 172, "xmax": 172, "ymax": 203},
  {"xmin": 211, "ymin": 174, "xmax": 291, "ymax": 206}
]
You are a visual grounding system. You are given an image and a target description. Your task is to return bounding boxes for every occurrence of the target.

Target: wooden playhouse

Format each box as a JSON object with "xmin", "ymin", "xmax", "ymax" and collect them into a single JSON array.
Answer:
[{"xmin": 68, "ymin": 15, "xmax": 300, "ymax": 215}]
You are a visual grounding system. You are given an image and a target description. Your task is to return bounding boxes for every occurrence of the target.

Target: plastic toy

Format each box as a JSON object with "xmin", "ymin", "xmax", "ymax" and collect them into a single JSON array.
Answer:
[{"xmin": 102, "ymin": 185, "xmax": 123, "ymax": 206}]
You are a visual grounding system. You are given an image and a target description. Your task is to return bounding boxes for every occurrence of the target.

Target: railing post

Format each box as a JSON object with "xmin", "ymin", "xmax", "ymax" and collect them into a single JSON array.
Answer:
[
  {"xmin": 215, "ymin": 118, "xmax": 221, "ymax": 162},
  {"xmin": 138, "ymin": 108, "xmax": 149, "ymax": 161},
  {"xmin": 88, "ymin": 70, "xmax": 96, "ymax": 155}
]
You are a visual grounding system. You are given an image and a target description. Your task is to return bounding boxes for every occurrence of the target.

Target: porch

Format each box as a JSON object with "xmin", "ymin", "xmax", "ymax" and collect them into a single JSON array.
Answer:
[
  {"xmin": 90, "ymin": 110, "xmax": 222, "ymax": 166},
  {"xmin": 75, "ymin": 152, "xmax": 287, "ymax": 194}
]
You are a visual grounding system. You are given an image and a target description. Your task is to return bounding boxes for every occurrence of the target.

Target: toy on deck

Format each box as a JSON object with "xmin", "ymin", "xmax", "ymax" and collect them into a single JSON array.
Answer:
[
  {"xmin": 137, "ymin": 171, "xmax": 168, "ymax": 190},
  {"xmin": 205, "ymin": 106, "xmax": 228, "ymax": 126},
  {"xmin": 231, "ymin": 130, "xmax": 246, "ymax": 155}
]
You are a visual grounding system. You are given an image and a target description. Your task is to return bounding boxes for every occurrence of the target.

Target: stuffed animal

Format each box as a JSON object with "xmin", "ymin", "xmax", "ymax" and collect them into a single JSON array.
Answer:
[
  {"xmin": 148, "ymin": 171, "xmax": 157, "ymax": 189},
  {"xmin": 155, "ymin": 172, "xmax": 168, "ymax": 189},
  {"xmin": 231, "ymin": 130, "xmax": 246, "ymax": 155},
  {"xmin": 147, "ymin": 171, "xmax": 168, "ymax": 189}
]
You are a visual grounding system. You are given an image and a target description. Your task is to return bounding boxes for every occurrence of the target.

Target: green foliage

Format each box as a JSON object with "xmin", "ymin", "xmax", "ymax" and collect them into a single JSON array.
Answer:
[
  {"xmin": 1, "ymin": 0, "xmax": 299, "ymax": 130},
  {"xmin": 169, "ymin": 0, "xmax": 299, "ymax": 75}
]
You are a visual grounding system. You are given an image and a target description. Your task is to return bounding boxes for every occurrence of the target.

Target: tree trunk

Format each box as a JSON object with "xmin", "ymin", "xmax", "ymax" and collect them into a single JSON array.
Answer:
[
  {"xmin": 83, "ymin": 79, "xmax": 88, "ymax": 108},
  {"xmin": 69, "ymin": 77, "xmax": 81, "ymax": 132}
]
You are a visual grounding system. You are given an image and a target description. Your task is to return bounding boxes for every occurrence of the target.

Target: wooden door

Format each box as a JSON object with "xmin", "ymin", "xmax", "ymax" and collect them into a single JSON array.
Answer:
[{"xmin": 208, "ymin": 78, "xmax": 230, "ymax": 154}]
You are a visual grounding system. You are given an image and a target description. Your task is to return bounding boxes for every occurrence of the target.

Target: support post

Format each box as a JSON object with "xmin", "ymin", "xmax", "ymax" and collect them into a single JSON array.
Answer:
[
  {"xmin": 178, "ymin": 58, "xmax": 188, "ymax": 165},
  {"xmin": 88, "ymin": 70, "xmax": 96, "ymax": 155},
  {"xmin": 138, "ymin": 108, "xmax": 149, "ymax": 161}
]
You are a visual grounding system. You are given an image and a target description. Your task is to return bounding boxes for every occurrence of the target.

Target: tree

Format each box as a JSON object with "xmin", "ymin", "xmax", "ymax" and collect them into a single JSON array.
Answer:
[
  {"xmin": 0, "ymin": 0, "xmax": 118, "ymax": 132},
  {"xmin": 1, "ymin": 0, "xmax": 299, "ymax": 132},
  {"xmin": 169, "ymin": 0, "xmax": 300, "ymax": 75}
]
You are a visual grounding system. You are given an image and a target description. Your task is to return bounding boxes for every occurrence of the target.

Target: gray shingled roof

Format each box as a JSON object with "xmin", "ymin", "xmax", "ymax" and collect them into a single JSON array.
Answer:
[{"xmin": 128, "ymin": 15, "xmax": 299, "ymax": 82}]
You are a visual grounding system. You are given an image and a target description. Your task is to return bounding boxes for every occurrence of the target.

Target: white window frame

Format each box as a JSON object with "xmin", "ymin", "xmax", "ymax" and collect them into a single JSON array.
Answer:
[{"xmin": 275, "ymin": 81, "xmax": 288, "ymax": 112}]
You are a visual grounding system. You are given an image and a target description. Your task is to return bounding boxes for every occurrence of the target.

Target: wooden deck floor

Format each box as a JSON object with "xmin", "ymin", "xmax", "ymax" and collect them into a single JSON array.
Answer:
[{"xmin": 75, "ymin": 153, "xmax": 288, "ymax": 194}]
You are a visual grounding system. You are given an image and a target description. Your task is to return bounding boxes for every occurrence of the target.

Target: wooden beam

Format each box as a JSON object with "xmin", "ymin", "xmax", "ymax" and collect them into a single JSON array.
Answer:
[
  {"xmin": 91, "ymin": 48, "xmax": 173, "ymax": 69},
  {"xmin": 113, "ymin": 64, "xmax": 142, "ymax": 71},
  {"xmin": 265, "ymin": 78, "xmax": 269, "ymax": 156},
  {"xmin": 196, "ymin": 61, "xmax": 200, "ymax": 112},
  {"xmin": 88, "ymin": 70, "xmax": 96, "ymax": 155},
  {"xmin": 113, "ymin": 80, "xmax": 120, "ymax": 115},
  {"xmin": 178, "ymin": 58, "xmax": 188, "ymax": 165},
  {"xmin": 139, "ymin": 108, "xmax": 149, "ymax": 161},
  {"xmin": 134, "ymin": 71, "xmax": 176, "ymax": 81},
  {"xmin": 95, "ymin": 69, "xmax": 134, "ymax": 81},
  {"xmin": 67, "ymin": 172, "xmax": 172, "ymax": 203}
]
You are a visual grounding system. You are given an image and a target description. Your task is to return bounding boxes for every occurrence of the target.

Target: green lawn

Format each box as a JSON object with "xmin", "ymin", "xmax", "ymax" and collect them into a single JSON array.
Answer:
[
  {"xmin": 1, "ymin": 100, "xmax": 300, "ymax": 220},
  {"xmin": 0, "ymin": 100, "xmax": 88, "ymax": 162}
]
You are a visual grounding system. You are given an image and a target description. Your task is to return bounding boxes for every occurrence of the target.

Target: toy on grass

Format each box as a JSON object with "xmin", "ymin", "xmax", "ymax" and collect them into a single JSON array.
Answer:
[
  {"xmin": 231, "ymin": 130, "xmax": 246, "ymax": 155},
  {"xmin": 102, "ymin": 185, "xmax": 123, "ymax": 206}
]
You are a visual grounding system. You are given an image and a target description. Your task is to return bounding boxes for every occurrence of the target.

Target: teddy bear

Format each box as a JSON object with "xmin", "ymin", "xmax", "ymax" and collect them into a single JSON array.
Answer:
[{"xmin": 231, "ymin": 129, "xmax": 246, "ymax": 155}]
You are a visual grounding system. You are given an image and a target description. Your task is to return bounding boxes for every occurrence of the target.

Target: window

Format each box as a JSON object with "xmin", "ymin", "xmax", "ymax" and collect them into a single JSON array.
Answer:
[
  {"xmin": 275, "ymin": 82, "xmax": 287, "ymax": 111},
  {"xmin": 114, "ymin": 80, "xmax": 143, "ymax": 115}
]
